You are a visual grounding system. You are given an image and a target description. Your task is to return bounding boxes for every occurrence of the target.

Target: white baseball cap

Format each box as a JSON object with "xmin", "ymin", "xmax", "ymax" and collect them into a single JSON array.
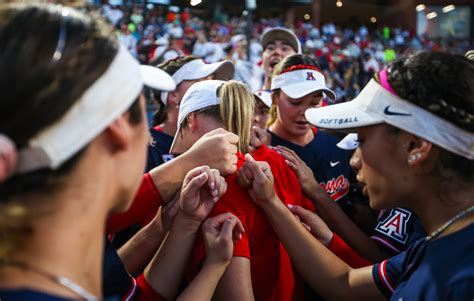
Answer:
[
  {"xmin": 261, "ymin": 27, "xmax": 302, "ymax": 54},
  {"xmin": 170, "ymin": 80, "xmax": 226, "ymax": 154},
  {"xmin": 271, "ymin": 66, "xmax": 336, "ymax": 100},
  {"xmin": 15, "ymin": 45, "xmax": 176, "ymax": 174},
  {"xmin": 306, "ymin": 78, "xmax": 474, "ymax": 160},
  {"xmin": 254, "ymin": 90, "xmax": 272, "ymax": 107},
  {"xmin": 160, "ymin": 59, "xmax": 234, "ymax": 105}
]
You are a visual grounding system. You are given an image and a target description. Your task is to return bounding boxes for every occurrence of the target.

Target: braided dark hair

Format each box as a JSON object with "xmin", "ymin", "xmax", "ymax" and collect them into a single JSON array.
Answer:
[
  {"xmin": 387, "ymin": 51, "xmax": 474, "ymax": 132},
  {"xmin": 387, "ymin": 51, "xmax": 474, "ymax": 180}
]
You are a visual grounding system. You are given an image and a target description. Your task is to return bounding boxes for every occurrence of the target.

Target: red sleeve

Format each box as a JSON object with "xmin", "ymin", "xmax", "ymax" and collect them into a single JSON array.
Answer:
[
  {"xmin": 327, "ymin": 233, "xmax": 372, "ymax": 268},
  {"xmin": 106, "ymin": 173, "xmax": 164, "ymax": 235},
  {"xmin": 187, "ymin": 176, "xmax": 253, "ymax": 281},
  {"xmin": 135, "ymin": 274, "xmax": 167, "ymax": 301}
]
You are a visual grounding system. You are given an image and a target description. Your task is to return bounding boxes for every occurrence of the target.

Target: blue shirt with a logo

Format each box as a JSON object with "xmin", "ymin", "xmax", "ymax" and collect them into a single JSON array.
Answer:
[
  {"xmin": 371, "ymin": 208, "xmax": 426, "ymax": 255},
  {"xmin": 270, "ymin": 129, "xmax": 352, "ymax": 204},
  {"xmin": 146, "ymin": 126, "xmax": 174, "ymax": 172},
  {"xmin": 373, "ymin": 222, "xmax": 474, "ymax": 300}
]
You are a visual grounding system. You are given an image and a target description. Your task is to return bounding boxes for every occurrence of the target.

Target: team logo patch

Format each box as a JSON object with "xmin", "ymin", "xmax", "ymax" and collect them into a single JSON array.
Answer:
[
  {"xmin": 320, "ymin": 175, "xmax": 350, "ymax": 201},
  {"xmin": 306, "ymin": 72, "xmax": 316, "ymax": 81},
  {"xmin": 375, "ymin": 208, "xmax": 411, "ymax": 244}
]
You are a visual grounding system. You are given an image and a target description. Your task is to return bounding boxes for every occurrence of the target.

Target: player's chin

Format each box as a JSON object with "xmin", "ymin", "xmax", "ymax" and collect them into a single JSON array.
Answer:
[{"xmin": 368, "ymin": 191, "xmax": 393, "ymax": 211}]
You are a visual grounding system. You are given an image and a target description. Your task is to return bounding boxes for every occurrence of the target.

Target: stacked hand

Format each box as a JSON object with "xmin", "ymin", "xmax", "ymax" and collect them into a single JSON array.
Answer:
[
  {"xmin": 237, "ymin": 154, "xmax": 277, "ymax": 206},
  {"xmin": 179, "ymin": 166, "xmax": 227, "ymax": 222},
  {"xmin": 288, "ymin": 205, "xmax": 333, "ymax": 246},
  {"xmin": 202, "ymin": 213, "xmax": 245, "ymax": 266},
  {"xmin": 186, "ymin": 128, "xmax": 239, "ymax": 176},
  {"xmin": 250, "ymin": 126, "xmax": 271, "ymax": 149},
  {"xmin": 274, "ymin": 146, "xmax": 324, "ymax": 196}
]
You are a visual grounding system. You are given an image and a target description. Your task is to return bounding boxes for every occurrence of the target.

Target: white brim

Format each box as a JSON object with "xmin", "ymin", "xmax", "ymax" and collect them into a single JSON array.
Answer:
[
  {"xmin": 254, "ymin": 91, "xmax": 272, "ymax": 107},
  {"xmin": 140, "ymin": 65, "xmax": 176, "ymax": 91},
  {"xmin": 305, "ymin": 100, "xmax": 382, "ymax": 130},
  {"xmin": 282, "ymin": 82, "xmax": 336, "ymax": 100},
  {"xmin": 198, "ymin": 60, "xmax": 234, "ymax": 81}
]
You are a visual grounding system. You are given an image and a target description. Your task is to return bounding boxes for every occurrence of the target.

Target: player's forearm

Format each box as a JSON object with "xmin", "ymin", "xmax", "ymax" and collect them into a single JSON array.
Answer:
[
  {"xmin": 143, "ymin": 213, "xmax": 201, "ymax": 300},
  {"xmin": 259, "ymin": 196, "xmax": 361, "ymax": 299},
  {"xmin": 148, "ymin": 156, "xmax": 190, "ymax": 203},
  {"xmin": 118, "ymin": 219, "xmax": 167, "ymax": 276},
  {"xmin": 307, "ymin": 188, "xmax": 386, "ymax": 262},
  {"xmin": 177, "ymin": 263, "xmax": 228, "ymax": 301}
]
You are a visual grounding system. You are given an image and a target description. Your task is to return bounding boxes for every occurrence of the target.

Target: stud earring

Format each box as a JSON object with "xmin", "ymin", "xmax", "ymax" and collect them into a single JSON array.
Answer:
[{"xmin": 408, "ymin": 153, "xmax": 422, "ymax": 164}]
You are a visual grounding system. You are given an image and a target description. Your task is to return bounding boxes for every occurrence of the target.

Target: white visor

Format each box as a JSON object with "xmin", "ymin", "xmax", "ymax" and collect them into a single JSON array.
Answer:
[
  {"xmin": 271, "ymin": 69, "xmax": 336, "ymax": 100},
  {"xmin": 15, "ymin": 45, "xmax": 176, "ymax": 174},
  {"xmin": 160, "ymin": 59, "xmax": 234, "ymax": 105},
  {"xmin": 254, "ymin": 90, "xmax": 272, "ymax": 107},
  {"xmin": 170, "ymin": 80, "xmax": 226, "ymax": 154},
  {"xmin": 306, "ymin": 79, "xmax": 474, "ymax": 160}
]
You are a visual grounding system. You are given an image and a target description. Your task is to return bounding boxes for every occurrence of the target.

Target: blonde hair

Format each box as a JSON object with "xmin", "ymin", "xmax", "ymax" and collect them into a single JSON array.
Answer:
[
  {"xmin": 185, "ymin": 80, "xmax": 254, "ymax": 153},
  {"xmin": 219, "ymin": 81, "xmax": 254, "ymax": 153}
]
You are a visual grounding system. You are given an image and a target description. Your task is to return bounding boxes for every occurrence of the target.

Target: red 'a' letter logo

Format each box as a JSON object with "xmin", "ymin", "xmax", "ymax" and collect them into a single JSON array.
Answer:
[{"xmin": 306, "ymin": 72, "xmax": 316, "ymax": 81}]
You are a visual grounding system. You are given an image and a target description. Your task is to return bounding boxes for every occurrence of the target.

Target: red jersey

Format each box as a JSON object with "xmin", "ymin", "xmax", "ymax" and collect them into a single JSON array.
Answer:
[{"xmin": 188, "ymin": 145, "xmax": 315, "ymax": 301}]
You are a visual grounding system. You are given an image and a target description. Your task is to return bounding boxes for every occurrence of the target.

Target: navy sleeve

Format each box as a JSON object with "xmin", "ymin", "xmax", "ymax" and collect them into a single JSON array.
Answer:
[
  {"xmin": 372, "ymin": 251, "xmax": 406, "ymax": 298},
  {"xmin": 446, "ymin": 278, "xmax": 474, "ymax": 300}
]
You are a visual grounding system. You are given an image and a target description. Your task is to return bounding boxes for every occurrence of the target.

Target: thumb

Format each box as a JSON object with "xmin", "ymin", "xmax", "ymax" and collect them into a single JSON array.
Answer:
[
  {"xmin": 183, "ymin": 172, "xmax": 209, "ymax": 197},
  {"xmin": 244, "ymin": 154, "xmax": 268, "ymax": 183},
  {"xmin": 287, "ymin": 204, "xmax": 314, "ymax": 224},
  {"xmin": 219, "ymin": 216, "xmax": 237, "ymax": 241}
]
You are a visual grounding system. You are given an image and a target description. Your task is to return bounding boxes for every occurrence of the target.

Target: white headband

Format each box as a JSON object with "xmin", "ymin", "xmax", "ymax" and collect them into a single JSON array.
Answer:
[
  {"xmin": 15, "ymin": 45, "xmax": 175, "ymax": 174},
  {"xmin": 271, "ymin": 69, "xmax": 336, "ymax": 100},
  {"xmin": 306, "ymin": 79, "xmax": 474, "ymax": 160}
]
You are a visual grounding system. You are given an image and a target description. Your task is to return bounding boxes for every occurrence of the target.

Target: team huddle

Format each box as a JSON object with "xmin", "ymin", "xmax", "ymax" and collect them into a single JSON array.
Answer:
[{"xmin": 0, "ymin": 3, "xmax": 473, "ymax": 301}]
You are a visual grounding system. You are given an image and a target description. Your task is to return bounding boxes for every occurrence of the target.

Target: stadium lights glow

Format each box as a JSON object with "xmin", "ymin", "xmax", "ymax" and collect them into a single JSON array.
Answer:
[
  {"xmin": 442, "ymin": 5, "xmax": 455, "ymax": 13},
  {"xmin": 370, "ymin": 17, "xmax": 377, "ymax": 23},
  {"xmin": 416, "ymin": 4, "xmax": 425, "ymax": 12},
  {"xmin": 190, "ymin": 0, "xmax": 202, "ymax": 6},
  {"xmin": 426, "ymin": 12, "xmax": 437, "ymax": 19},
  {"xmin": 336, "ymin": 1, "xmax": 343, "ymax": 8}
]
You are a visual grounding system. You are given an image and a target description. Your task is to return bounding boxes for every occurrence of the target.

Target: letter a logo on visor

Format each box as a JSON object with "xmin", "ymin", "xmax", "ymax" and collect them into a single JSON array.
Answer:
[{"xmin": 306, "ymin": 72, "xmax": 316, "ymax": 81}]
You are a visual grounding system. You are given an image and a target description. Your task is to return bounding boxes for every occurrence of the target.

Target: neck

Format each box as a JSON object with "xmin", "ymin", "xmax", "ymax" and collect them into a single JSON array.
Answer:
[
  {"xmin": 0, "ymin": 170, "xmax": 112, "ymax": 298},
  {"xmin": 269, "ymin": 121, "xmax": 314, "ymax": 147},
  {"xmin": 263, "ymin": 76, "xmax": 272, "ymax": 90},
  {"xmin": 160, "ymin": 108, "xmax": 178, "ymax": 137},
  {"xmin": 409, "ymin": 181, "xmax": 474, "ymax": 239}
]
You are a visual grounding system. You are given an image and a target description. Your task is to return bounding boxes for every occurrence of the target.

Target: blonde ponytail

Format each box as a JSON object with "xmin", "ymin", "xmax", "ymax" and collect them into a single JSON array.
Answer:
[{"xmin": 219, "ymin": 80, "xmax": 254, "ymax": 153}]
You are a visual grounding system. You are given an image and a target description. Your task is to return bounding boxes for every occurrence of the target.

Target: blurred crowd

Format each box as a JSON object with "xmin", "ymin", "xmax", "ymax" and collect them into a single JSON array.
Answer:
[{"xmin": 100, "ymin": 3, "xmax": 471, "ymax": 101}]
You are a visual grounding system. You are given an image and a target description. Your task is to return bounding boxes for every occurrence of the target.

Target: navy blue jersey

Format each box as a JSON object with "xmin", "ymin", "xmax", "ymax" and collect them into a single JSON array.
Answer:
[
  {"xmin": 0, "ymin": 289, "xmax": 118, "ymax": 301},
  {"xmin": 103, "ymin": 238, "xmax": 135, "ymax": 299},
  {"xmin": 371, "ymin": 208, "xmax": 426, "ymax": 255},
  {"xmin": 270, "ymin": 129, "xmax": 352, "ymax": 204},
  {"xmin": 146, "ymin": 126, "xmax": 174, "ymax": 172},
  {"xmin": 373, "ymin": 222, "xmax": 474, "ymax": 300}
]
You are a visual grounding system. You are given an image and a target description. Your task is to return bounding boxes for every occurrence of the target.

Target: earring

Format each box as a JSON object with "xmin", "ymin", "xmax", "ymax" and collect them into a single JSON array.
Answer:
[{"xmin": 408, "ymin": 153, "xmax": 422, "ymax": 164}]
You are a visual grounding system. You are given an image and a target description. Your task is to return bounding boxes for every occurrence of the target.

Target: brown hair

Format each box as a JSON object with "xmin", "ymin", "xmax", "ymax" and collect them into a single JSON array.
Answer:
[
  {"xmin": 267, "ymin": 54, "xmax": 321, "ymax": 127},
  {"xmin": 0, "ymin": 3, "xmax": 142, "ymax": 257}
]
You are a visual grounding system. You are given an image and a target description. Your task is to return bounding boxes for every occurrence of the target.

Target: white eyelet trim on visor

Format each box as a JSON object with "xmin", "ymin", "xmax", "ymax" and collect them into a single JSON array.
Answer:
[
  {"xmin": 160, "ymin": 59, "xmax": 234, "ymax": 105},
  {"xmin": 15, "ymin": 45, "xmax": 176, "ymax": 174},
  {"xmin": 271, "ymin": 69, "xmax": 336, "ymax": 100},
  {"xmin": 306, "ymin": 79, "xmax": 474, "ymax": 160}
]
